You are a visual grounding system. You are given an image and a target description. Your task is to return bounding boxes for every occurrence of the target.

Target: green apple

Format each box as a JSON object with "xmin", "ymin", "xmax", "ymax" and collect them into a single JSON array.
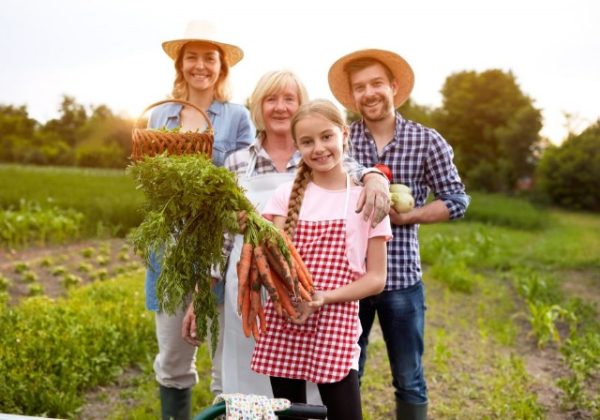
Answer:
[{"xmin": 390, "ymin": 191, "xmax": 415, "ymax": 213}]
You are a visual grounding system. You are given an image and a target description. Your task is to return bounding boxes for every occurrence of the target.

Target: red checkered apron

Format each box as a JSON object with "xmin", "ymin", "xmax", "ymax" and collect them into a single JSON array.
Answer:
[{"xmin": 252, "ymin": 178, "xmax": 360, "ymax": 384}]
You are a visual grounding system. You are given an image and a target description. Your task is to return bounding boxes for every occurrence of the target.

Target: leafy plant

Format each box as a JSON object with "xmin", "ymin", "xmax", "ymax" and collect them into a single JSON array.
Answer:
[
  {"xmin": 21, "ymin": 271, "xmax": 38, "ymax": 284},
  {"xmin": 27, "ymin": 283, "xmax": 43, "ymax": 296},
  {"xmin": 14, "ymin": 262, "xmax": 29, "ymax": 274},
  {"xmin": 0, "ymin": 275, "xmax": 10, "ymax": 291},
  {"xmin": 81, "ymin": 247, "xmax": 94, "ymax": 258},
  {"xmin": 39, "ymin": 257, "xmax": 53, "ymax": 268},
  {"xmin": 51, "ymin": 265, "xmax": 68, "ymax": 277},
  {"xmin": 61, "ymin": 274, "xmax": 82, "ymax": 288},
  {"xmin": 96, "ymin": 255, "xmax": 109, "ymax": 266},
  {"xmin": 93, "ymin": 269, "xmax": 108, "ymax": 281},
  {"xmin": 527, "ymin": 302, "xmax": 575, "ymax": 348},
  {"xmin": 77, "ymin": 262, "xmax": 93, "ymax": 273}
]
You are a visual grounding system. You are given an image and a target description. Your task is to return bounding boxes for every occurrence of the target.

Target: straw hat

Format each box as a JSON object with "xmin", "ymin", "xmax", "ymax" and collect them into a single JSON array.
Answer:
[
  {"xmin": 162, "ymin": 20, "xmax": 244, "ymax": 67},
  {"xmin": 328, "ymin": 49, "xmax": 414, "ymax": 112}
]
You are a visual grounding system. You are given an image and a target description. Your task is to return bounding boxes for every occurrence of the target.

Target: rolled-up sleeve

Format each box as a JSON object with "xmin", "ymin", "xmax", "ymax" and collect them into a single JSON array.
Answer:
[{"xmin": 425, "ymin": 131, "xmax": 470, "ymax": 220}]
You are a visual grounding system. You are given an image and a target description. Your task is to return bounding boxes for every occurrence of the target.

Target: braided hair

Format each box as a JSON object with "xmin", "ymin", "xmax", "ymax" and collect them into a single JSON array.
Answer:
[{"xmin": 283, "ymin": 160, "xmax": 312, "ymax": 238}]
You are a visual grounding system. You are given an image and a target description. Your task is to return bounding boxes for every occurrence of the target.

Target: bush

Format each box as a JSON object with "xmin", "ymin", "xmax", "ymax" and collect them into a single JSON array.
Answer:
[
  {"xmin": 0, "ymin": 271, "xmax": 154, "ymax": 417},
  {"xmin": 536, "ymin": 121, "xmax": 600, "ymax": 211}
]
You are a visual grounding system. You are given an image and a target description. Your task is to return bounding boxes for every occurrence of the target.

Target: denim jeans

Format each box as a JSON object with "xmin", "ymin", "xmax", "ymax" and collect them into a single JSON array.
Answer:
[{"xmin": 358, "ymin": 281, "xmax": 427, "ymax": 404}]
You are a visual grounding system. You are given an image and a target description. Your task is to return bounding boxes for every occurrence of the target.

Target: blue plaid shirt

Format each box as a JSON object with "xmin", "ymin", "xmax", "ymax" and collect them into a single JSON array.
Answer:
[{"xmin": 349, "ymin": 113, "xmax": 469, "ymax": 290}]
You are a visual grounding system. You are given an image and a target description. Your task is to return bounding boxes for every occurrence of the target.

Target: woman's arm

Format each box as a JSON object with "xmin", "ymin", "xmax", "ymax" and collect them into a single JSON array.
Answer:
[{"xmin": 293, "ymin": 236, "xmax": 387, "ymax": 324}]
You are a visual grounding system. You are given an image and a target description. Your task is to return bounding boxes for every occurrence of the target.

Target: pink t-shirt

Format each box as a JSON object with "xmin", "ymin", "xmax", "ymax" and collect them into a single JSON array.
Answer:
[{"xmin": 263, "ymin": 181, "xmax": 392, "ymax": 275}]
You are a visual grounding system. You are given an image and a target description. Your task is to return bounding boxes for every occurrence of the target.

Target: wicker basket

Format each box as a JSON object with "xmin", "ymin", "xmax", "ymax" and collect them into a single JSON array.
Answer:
[{"xmin": 131, "ymin": 99, "xmax": 214, "ymax": 161}]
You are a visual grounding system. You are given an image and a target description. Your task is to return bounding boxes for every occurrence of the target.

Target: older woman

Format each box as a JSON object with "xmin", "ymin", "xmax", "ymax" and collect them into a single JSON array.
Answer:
[
  {"xmin": 182, "ymin": 70, "xmax": 390, "ymax": 398},
  {"xmin": 145, "ymin": 21, "xmax": 254, "ymax": 420}
]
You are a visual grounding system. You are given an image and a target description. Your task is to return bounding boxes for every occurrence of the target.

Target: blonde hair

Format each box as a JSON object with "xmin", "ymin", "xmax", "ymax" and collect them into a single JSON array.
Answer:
[
  {"xmin": 284, "ymin": 99, "xmax": 348, "ymax": 238},
  {"xmin": 171, "ymin": 42, "xmax": 232, "ymax": 102},
  {"xmin": 249, "ymin": 70, "xmax": 309, "ymax": 139}
]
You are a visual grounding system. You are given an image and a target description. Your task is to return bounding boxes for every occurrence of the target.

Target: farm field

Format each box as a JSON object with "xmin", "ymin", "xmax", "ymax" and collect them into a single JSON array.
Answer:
[{"xmin": 1, "ymin": 165, "xmax": 599, "ymax": 419}]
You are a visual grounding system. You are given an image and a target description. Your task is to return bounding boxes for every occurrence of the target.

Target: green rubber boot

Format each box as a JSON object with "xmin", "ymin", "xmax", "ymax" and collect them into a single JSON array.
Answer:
[
  {"xmin": 396, "ymin": 399, "xmax": 428, "ymax": 420},
  {"xmin": 159, "ymin": 385, "xmax": 192, "ymax": 420}
]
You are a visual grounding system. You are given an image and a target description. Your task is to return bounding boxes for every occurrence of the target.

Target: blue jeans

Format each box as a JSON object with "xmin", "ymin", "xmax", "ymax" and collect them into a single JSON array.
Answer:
[{"xmin": 358, "ymin": 282, "xmax": 427, "ymax": 404}]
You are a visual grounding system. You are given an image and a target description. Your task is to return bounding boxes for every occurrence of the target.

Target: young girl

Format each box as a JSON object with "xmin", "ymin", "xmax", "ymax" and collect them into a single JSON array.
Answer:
[{"xmin": 251, "ymin": 99, "xmax": 392, "ymax": 420}]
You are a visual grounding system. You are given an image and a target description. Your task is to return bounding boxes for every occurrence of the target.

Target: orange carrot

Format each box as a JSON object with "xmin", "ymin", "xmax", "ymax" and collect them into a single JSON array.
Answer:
[
  {"xmin": 242, "ymin": 283, "xmax": 251, "ymax": 337},
  {"xmin": 237, "ymin": 243, "xmax": 253, "ymax": 314},
  {"xmin": 272, "ymin": 270, "xmax": 299, "ymax": 319},
  {"xmin": 264, "ymin": 243, "xmax": 296, "ymax": 297},
  {"xmin": 257, "ymin": 304, "xmax": 267, "ymax": 333},
  {"xmin": 254, "ymin": 246, "xmax": 283, "ymax": 317},
  {"xmin": 294, "ymin": 259, "xmax": 315, "ymax": 295},
  {"xmin": 252, "ymin": 320, "xmax": 260, "ymax": 340},
  {"xmin": 297, "ymin": 281, "xmax": 312, "ymax": 302},
  {"xmin": 280, "ymin": 229, "xmax": 314, "ymax": 290}
]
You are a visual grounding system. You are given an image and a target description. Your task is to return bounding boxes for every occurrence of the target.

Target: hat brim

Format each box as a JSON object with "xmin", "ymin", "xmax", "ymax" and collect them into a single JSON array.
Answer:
[
  {"xmin": 162, "ymin": 39, "xmax": 244, "ymax": 67},
  {"xmin": 328, "ymin": 49, "xmax": 414, "ymax": 112}
]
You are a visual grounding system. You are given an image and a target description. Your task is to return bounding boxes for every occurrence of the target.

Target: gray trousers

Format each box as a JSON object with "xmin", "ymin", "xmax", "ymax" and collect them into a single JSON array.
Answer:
[{"xmin": 154, "ymin": 303, "xmax": 224, "ymax": 394}]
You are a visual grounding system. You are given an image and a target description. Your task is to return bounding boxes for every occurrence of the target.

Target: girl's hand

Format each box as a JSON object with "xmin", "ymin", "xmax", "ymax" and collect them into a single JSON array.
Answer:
[
  {"xmin": 307, "ymin": 291, "xmax": 326, "ymax": 309},
  {"xmin": 290, "ymin": 291, "xmax": 326, "ymax": 324}
]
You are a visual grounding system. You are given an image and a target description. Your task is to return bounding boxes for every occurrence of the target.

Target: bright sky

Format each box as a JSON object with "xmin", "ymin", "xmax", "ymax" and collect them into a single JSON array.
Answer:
[{"xmin": 1, "ymin": 0, "xmax": 598, "ymax": 144}]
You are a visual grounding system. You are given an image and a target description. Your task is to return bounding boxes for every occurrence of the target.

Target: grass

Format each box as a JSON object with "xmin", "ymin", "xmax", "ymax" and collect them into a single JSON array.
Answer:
[
  {"xmin": 0, "ymin": 164, "xmax": 144, "ymax": 237},
  {"xmin": 2, "ymin": 184, "xmax": 599, "ymax": 418}
]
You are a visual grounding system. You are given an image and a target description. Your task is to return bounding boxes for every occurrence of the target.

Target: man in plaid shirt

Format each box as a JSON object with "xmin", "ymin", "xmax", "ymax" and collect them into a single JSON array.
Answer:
[{"xmin": 328, "ymin": 49, "xmax": 470, "ymax": 420}]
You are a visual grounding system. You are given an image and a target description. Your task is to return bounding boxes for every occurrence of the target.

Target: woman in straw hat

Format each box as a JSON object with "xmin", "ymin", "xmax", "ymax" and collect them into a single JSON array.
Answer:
[{"xmin": 144, "ymin": 20, "xmax": 254, "ymax": 420}]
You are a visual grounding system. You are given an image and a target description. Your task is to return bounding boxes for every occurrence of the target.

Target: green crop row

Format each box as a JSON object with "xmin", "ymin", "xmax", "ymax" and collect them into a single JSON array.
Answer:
[
  {"xmin": 0, "ymin": 200, "xmax": 84, "ymax": 248},
  {"xmin": 0, "ymin": 164, "xmax": 144, "ymax": 237},
  {"xmin": 0, "ymin": 271, "xmax": 154, "ymax": 418}
]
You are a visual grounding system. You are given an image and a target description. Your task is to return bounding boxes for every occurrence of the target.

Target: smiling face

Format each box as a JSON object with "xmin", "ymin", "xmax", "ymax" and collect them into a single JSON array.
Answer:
[
  {"xmin": 261, "ymin": 83, "xmax": 300, "ymax": 137},
  {"xmin": 180, "ymin": 42, "xmax": 222, "ymax": 94},
  {"xmin": 349, "ymin": 62, "xmax": 398, "ymax": 122},
  {"xmin": 294, "ymin": 112, "xmax": 347, "ymax": 175}
]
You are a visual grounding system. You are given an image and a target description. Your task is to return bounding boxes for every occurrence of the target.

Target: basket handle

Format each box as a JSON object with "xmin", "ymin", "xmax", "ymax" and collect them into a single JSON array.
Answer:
[{"xmin": 135, "ymin": 99, "xmax": 213, "ymax": 133}]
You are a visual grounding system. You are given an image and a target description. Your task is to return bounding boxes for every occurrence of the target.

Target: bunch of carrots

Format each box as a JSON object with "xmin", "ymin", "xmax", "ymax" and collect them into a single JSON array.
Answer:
[{"xmin": 237, "ymin": 229, "xmax": 315, "ymax": 339}]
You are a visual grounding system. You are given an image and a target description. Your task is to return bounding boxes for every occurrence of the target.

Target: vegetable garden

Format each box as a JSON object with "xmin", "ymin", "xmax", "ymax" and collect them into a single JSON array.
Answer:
[{"xmin": 1, "ymin": 164, "xmax": 598, "ymax": 419}]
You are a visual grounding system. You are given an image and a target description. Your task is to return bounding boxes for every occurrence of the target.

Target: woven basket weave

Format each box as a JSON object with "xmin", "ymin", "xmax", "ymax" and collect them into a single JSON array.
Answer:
[{"xmin": 131, "ymin": 99, "xmax": 214, "ymax": 161}]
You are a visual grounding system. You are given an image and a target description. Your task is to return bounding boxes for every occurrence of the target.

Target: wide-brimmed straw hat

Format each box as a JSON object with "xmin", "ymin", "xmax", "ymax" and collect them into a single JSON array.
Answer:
[
  {"xmin": 328, "ymin": 48, "xmax": 414, "ymax": 112},
  {"xmin": 162, "ymin": 20, "xmax": 244, "ymax": 67}
]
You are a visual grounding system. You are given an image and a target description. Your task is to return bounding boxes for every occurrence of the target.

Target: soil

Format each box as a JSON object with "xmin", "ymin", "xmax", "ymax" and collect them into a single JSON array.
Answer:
[{"xmin": 0, "ymin": 238, "xmax": 142, "ymax": 305}]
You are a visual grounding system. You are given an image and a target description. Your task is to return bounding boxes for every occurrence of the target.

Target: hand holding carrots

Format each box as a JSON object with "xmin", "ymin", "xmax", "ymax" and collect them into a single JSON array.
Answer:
[{"xmin": 236, "ymin": 228, "xmax": 315, "ymax": 339}]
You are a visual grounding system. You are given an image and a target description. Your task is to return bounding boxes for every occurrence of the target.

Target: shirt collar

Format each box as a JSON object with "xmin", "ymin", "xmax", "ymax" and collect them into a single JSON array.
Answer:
[
  {"xmin": 208, "ymin": 101, "xmax": 223, "ymax": 116},
  {"xmin": 166, "ymin": 100, "xmax": 222, "ymax": 119},
  {"xmin": 249, "ymin": 135, "xmax": 302, "ymax": 169}
]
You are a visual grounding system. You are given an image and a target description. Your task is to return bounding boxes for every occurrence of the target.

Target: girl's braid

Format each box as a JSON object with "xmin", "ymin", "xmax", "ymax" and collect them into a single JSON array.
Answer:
[{"xmin": 284, "ymin": 160, "xmax": 312, "ymax": 238}]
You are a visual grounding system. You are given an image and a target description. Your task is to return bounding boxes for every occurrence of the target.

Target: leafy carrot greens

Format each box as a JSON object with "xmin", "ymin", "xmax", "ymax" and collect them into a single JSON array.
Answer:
[{"xmin": 128, "ymin": 153, "xmax": 290, "ymax": 351}]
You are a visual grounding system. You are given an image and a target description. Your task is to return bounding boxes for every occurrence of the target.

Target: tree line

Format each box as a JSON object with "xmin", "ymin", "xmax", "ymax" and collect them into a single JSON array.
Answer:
[
  {"xmin": 0, "ymin": 96, "xmax": 133, "ymax": 168},
  {"xmin": 1, "ymin": 69, "xmax": 598, "ymax": 210}
]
